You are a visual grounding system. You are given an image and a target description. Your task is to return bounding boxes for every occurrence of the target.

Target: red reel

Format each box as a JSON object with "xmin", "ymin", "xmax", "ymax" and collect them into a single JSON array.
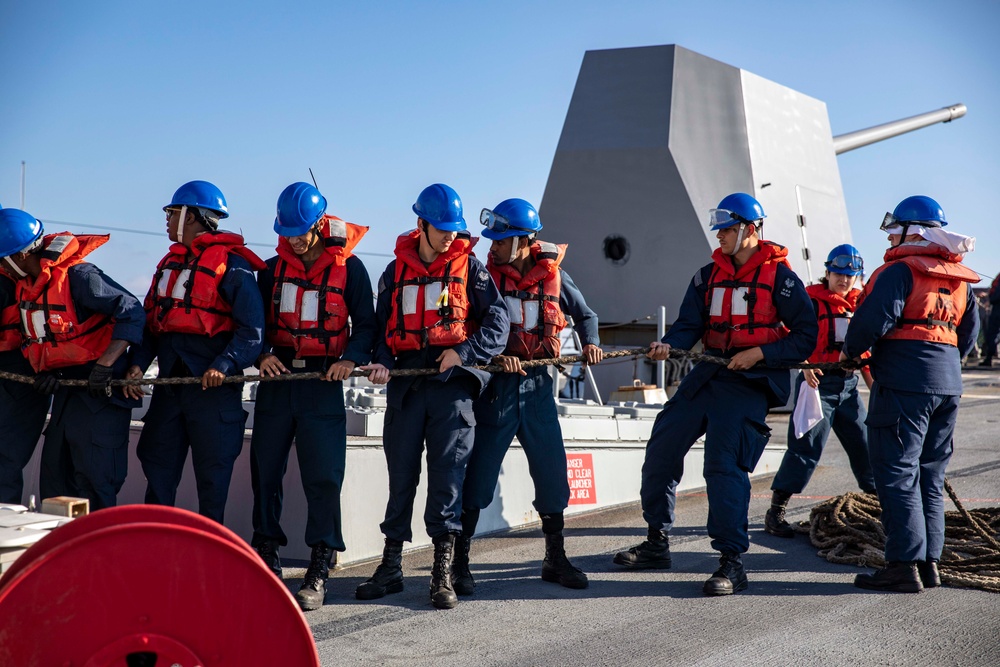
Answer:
[{"xmin": 0, "ymin": 519, "xmax": 318, "ymax": 666}]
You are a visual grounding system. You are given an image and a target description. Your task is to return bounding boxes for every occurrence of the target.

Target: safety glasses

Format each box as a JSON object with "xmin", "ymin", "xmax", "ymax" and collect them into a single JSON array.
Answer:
[
  {"xmin": 481, "ymin": 208, "xmax": 526, "ymax": 234},
  {"xmin": 827, "ymin": 254, "xmax": 864, "ymax": 272},
  {"xmin": 708, "ymin": 208, "xmax": 737, "ymax": 228}
]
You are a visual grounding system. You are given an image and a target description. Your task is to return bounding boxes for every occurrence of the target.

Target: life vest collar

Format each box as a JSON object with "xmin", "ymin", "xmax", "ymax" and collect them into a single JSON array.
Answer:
[{"xmin": 275, "ymin": 216, "xmax": 369, "ymax": 276}]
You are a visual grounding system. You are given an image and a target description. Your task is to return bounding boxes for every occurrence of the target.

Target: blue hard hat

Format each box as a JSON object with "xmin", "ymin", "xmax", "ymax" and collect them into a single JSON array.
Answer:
[
  {"xmin": 481, "ymin": 198, "xmax": 542, "ymax": 241},
  {"xmin": 890, "ymin": 195, "xmax": 947, "ymax": 228},
  {"xmin": 0, "ymin": 208, "xmax": 44, "ymax": 258},
  {"xmin": 274, "ymin": 182, "xmax": 328, "ymax": 237},
  {"xmin": 708, "ymin": 193, "xmax": 766, "ymax": 230},
  {"xmin": 825, "ymin": 243, "xmax": 864, "ymax": 276},
  {"xmin": 164, "ymin": 180, "xmax": 229, "ymax": 219},
  {"xmin": 413, "ymin": 183, "xmax": 466, "ymax": 232}
]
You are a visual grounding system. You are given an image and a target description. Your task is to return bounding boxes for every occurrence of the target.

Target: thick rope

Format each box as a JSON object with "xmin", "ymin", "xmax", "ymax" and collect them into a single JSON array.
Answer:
[
  {"xmin": 793, "ymin": 480, "xmax": 1000, "ymax": 593},
  {"xmin": 0, "ymin": 346, "xmax": 869, "ymax": 388}
]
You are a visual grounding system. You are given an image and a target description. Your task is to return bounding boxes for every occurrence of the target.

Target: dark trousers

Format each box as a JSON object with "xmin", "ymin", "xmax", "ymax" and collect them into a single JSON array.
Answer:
[
  {"xmin": 41, "ymin": 390, "xmax": 131, "ymax": 510},
  {"xmin": 0, "ymin": 379, "xmax": 50, "ymax": 504},
  {"xmin": 380, "ymin": 378, "xmax": 476, "ymax": 542},
  {"xmin": 865, "ymin": 383, "xmax": 957, "ymax": 563},
  {"xmin": 464, "ymin": 367, "xmax": 570, "ymax": 514},
  {"xmin": 250, "ymin": 377, "xmax": 347, "ymax": 550},
  {"xmin": 137, "ymin": 383, "xmax": 247, "ymax": 523},
  {"xmin": 640, "ymin": 375, "xmax": 771, "ymax": 555},
  {"xmin": 773, "ymin": 373, "xmax": 875, "ymax": 494},
  {"xmin": 983, "ymin": 305, "xmax": 1000, "ymax": 358}
]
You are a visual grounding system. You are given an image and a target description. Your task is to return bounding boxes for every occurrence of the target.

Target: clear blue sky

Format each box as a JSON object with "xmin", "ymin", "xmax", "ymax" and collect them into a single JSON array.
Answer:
[{"xmin": 1, "ymin": 0, "xmax": 998, "ymax": 298}]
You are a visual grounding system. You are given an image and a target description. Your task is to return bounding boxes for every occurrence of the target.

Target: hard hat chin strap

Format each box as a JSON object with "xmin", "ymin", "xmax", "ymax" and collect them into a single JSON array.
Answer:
[
  {"xmin": 509, "ymin": 235, "xmax": 520, "ymax": 264},
  {"xmin": 176, "ymin": 205, "xmax": 188, "ymax": 245},
  {"xmin": 3, "ymin": 255, "xmax": 26, "ymax": 278},
  {"xmin": 726, "ymin": 223, "xmax": 747, "ymax": 256}
]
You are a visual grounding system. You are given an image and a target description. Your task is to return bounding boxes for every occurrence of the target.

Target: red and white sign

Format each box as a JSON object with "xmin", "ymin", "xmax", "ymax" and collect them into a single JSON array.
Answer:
[{"xmin": 567, "ymin": 453, "xmax": 597, "ymax": 505}]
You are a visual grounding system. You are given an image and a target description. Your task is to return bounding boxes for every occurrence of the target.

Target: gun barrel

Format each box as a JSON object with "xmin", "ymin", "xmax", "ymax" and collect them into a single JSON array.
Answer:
[{"xmin": 833, "ymin": 104, "xmax": 966, "ymax": 155}]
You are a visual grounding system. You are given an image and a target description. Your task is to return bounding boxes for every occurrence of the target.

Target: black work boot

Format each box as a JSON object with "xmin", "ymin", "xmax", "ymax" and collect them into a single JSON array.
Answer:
[
  {"xmin": 430, "ymin": 533, "xmax": 458, "ymax": 609},
  {"xmin": 979, "ymin": 356, "xmax": 993, "ymax": 367},
  {"xmin": 452, "ymin": 534, "xmax": 475, "ymax": 596},
  {"xmin": 355, "ymin": 538, "xmax": 405, "ymax": 600},
  {"xmin": 296, "ymin": 545, "xmax": 334, "ymax": 612},
  {"xmin": 613, "ymin": 527, "xmax": 672, "ymax": 569},
  {"xmin": 703, "ymin": 552, "xmax": 748, "ymax": 596},
  {"xmin": 854, "ymin": 562, "xmax": 923, "ymax": 593},
  {"xmin": 541, "ymin": 532, "xmax": 589, "ymax": 589},
  {"xmin": 764, "ymin": 490, "xmax": 795, "ymax": 538},
  {"xmin": 917, "ymin": 560, "xmax": 941, "ymax": 588},
  {"xmin": 254, "ymin": 539, "xmax": 282, "ymax": 578}
]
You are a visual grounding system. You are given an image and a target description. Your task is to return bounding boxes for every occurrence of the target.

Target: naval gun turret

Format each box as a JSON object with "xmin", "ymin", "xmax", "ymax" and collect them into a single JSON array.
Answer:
[{"xmin": 538, "ymin": 45, "xmax": 965, "ymax": 392}]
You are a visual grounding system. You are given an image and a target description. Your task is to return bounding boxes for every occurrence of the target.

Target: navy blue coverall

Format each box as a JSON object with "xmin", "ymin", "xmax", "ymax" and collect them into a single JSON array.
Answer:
[
  {"xmin": 463, "ymin": 269, "xmax": 599, "ymax": 517},
  {"xmin": 982, "ymin": 276, "xmax": 1000, "ymax": 359},
  {"xmin": 640, "ymin": 261, "xmax": 817, "ymax": 555},
  {"xmin": 250, "ymin": 254, "xmax": 376, "ymax": 552},
  {"xmin": 844, "ymin": 262, "xmax": 978, "ymax": 564},
  {"xmin": 372, "ymin": 255, "xmax": 508, "ymax": 542},
  {"xmin": 132, "ymin": 253, "xmax": 264, "ymax": 523},
  {"xmin": 39, "ymin": 264, "xmax": 145, "ymax": 510},
  {"xmin": 772, "ymin": 296, "xmax": 875, "ymax": 495},
  {"xmin": 0, "ymin": 274, "xmax": 50, "ymax": 504}
]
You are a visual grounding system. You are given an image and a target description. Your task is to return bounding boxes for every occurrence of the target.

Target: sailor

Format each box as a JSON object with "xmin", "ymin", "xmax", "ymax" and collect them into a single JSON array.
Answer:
[
  {"xmin": 0, "ymin": 204, "xmax": 52, "ymax": 505},
  {"xmin": 765, "ymin": 244, "xmax": 876, "ymax": 537},
  {"xmin": 453, "ymin": 198, "xmax": 600, "ymax": 595},
  {"xmin": 125, "ymin": 181, "xmax": 266, "ymax": 523},
  {"xmin": 250, "ymin": 182, "xmax": 376, "ymax": 612},
  {"xmin": 0, "ymin": 208, "xmax": 144, "ymax": 510},
  {"xmin": 845, "ymin": 195, "xmax": 979, "ymax": 593},
  {"xmin": 613, "ymin": 193, "xmax": 817, "ymax": 595},
  {"xmin": 979, "ymin": 271, "xmax": 1000, "ymax": 366},
  {"xmin": 356, "ymin": 183, "xmax": 509, "ymax": 609}
]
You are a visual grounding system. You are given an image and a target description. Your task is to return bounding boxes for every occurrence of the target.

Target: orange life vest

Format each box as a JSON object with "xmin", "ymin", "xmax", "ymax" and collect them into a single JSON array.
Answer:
[
  {"xmin": 385, "ymin": 229, "xmax": 475, "ymax": 354},
  {"xmin": 0, "ymin": 274, "xmax": 22, "ymax": 353},
  {"xmin": 488, "ymin": 241, "xmax": 567, "ymax": 360},
  {"xmin": 17, "ymin": 233, "xmax": 114, "ymax": 372},
  {"xmin": 807, "ymin": 284, "xmax": 861, "ymax": 363},
  {"xmin": 702, "ymin": 241, "xmax": 791, "ymax": 352},
  {"xmin": 862, "ymin": 243, "xmax": 979, "ymax": 347},
  {"xmin": 145, "ymin": 232, "xmax": 266, "ymax": 337},
  {"xmin": 266, "ymin": 216, "xmax": 368, "ymax": 359}
]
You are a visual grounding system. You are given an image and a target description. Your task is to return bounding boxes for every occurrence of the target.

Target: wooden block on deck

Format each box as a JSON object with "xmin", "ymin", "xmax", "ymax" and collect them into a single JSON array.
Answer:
[{"xmin": 41, "ymin": 496, "xmax": 89, "ymax": 518}]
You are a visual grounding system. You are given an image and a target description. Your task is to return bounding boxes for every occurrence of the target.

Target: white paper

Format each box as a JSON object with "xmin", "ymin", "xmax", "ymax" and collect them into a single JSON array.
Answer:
[{"xmin": 792, "ymin": 380, "xmax": 823, "ymax": 439}]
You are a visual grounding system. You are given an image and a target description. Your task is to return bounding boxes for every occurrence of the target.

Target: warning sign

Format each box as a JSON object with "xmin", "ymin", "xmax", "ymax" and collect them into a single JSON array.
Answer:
[{"xmin": 567, "ymin": 453, "xmax": 597, "ymax": 505}]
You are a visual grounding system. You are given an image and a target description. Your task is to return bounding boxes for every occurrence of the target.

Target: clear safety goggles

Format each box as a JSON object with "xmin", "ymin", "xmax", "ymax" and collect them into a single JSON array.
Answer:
[
  {"xmin": 880, "ymin": 212, "xmax": 940, "ymax": 232},
  {"xmin": 480, "ymin": 208, "xmax": 530, "ymax": 235},
  {"xmin": 827, "ymin": 254, "xmax": 864, "ymax": 272},
  {"xmin": 708, "ymin": 208, "xmax": 738, "ymax": 229}
]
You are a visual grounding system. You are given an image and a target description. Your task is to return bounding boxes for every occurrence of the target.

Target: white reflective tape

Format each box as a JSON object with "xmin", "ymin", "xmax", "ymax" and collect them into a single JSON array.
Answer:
[
  {"xmin": 505, "ymin": 296, "xmax": 523, "ymax": 324},
  {"xmin": 731, "ymin": 287, "xmax": 749, "ymax": 316},
  {"xmin": 156, "ymin": 269, "xmax": 173, "ymax": 297},
  {"xmin": 300, "ymin": 291, "xmax": 319, "ymax": 322},
  {"xmin": 279, "ymin": 283, "xmax": 298, "ymax": 314},
  {"xmin": 31, "ymin": 311, "xmax": 46, "ymax": 339},
  {"xmin": 402, "ymin": 285, "xmax": 419, "ymax": 315},
  {"xmin": 327, "ymin": 217, "xmax": 347, "ymax": 240},
  {"xmin": 20, "ymin": 308, "xmax": 31, "ymax": 338},
  {"xmin": 424, "ymin": 283, "xmax": 443, "ymax": 312},
  {"xmin": 170, "ymin": 269, "xmax": 191, "ymax": 300},
  {"xmin": 523, "ymin": 301, "xmax": 539, "ymax": 330},
  {"xmin": 710, "ymin": 288, "xmax": 725, "ymax": 317},
  {"xmin": 834, "ymin": 317, "xmax": 850, "ymax": 343},
  {"xmin": 46, "ymin": 235, "xmax": 73, "ymax": 255}
]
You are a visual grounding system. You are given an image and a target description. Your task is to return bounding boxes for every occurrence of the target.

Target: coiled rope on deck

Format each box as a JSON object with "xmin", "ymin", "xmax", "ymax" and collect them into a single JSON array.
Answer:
[
  {"xmin": 792, "ymin": 481, "xmax": 1000, "ymax": 593},
  {"xmin": 0, "ymin": 347, "xmax": 869, "ymax": 388}
]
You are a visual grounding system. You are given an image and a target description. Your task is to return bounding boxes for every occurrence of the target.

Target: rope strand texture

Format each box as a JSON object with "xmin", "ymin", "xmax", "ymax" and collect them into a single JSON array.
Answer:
[
  {"xmin": 0, "ymin": 346, "xmax": 869, "ymax": 388},
  {"xmin": 793, "ymin": 481, "xmax": 1000, "ymax": 593}
]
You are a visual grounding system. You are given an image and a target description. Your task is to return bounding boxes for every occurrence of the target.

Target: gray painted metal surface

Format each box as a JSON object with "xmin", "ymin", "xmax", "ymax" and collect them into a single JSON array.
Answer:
[{"xmin": 539, "ymin": 44, "xmax": 964, "ymax": 327}]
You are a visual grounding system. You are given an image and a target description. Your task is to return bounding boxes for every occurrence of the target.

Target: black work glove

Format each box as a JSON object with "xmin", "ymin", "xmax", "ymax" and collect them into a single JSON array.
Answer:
[
  {"xmin": 32, "ymin": 373, "xmax": 61, "ymax": 395},
  {"xmin": 88, "ymin": 363, "xmax": 114, "ymax": 398}
]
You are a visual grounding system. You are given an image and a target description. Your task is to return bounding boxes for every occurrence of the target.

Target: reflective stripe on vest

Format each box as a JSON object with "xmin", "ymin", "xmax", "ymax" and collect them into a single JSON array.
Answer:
[
  {"xmin": 702, "ymin": 242, "xmax": 790, "ymax": 351},
  {"xmin": 17, "ymin": 234, "xmax": 114, "ymax": 372},
  {"xmin": 807, "ymin": 284, "xmax": 859, "ymax": 363},
  {"xmin": 385, "ymin": 229, "xmax": 473, "ymax": 354},
  {"xmin": 488, "ymin": 240, "xmax": 567, "ymax": 360}
]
